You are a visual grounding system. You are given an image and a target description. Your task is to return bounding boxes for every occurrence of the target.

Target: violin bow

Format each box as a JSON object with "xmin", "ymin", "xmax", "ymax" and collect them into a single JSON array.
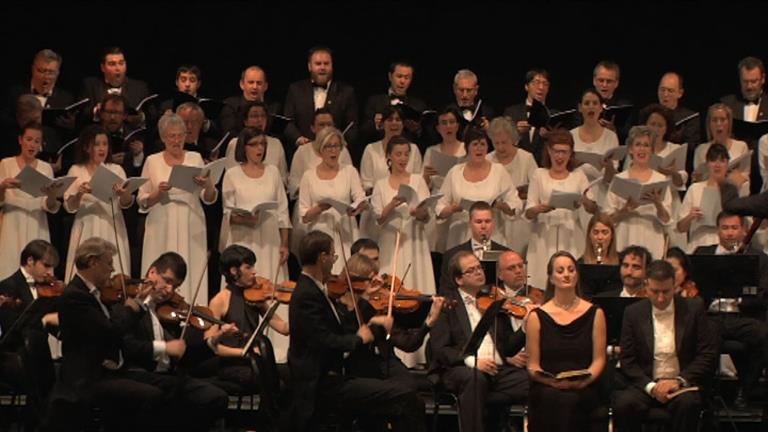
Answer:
[
  {"xmin": 66, "ymin": 220, "xmax": 85, "ymax": 284},
  {"xmin": 336, "ymin": 225, "xmax": 364, "ymax": 327},
  {"xmin": 180, "ymin": 252, "xmax": 210, "ymax": 339},
  {"xmin": 738, "ymin": 217, "xmax": 763, "ymax": 254},
  {"xmin": 109, "ymin": 196, "xmax": 128, "ymax": 301}
]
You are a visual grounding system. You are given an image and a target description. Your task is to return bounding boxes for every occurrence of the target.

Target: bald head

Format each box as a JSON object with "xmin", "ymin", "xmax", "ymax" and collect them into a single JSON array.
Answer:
[{"xmin": 497, "ymin": 250, "xmax": 526, "ymax": 291}]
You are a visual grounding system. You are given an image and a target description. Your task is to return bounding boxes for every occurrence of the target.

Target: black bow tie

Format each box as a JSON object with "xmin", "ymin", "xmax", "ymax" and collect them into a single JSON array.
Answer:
[
  {"xmin": 390, "ymin": 94, "xmax": 407, "ymax": 104},
  {"xmin": 459, "ymin": 105, "xmax": 475, "ymax": 112},
  {"xmin": 312, "ymin": 82, "xmax": 329, "ymax": 91}
]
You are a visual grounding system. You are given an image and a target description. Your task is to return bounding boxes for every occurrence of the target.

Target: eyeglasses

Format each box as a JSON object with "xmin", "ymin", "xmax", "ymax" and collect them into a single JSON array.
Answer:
[
  {"xmin": 322, "ymin": 144, "xmax": 342, "ymax": 151},
  {"xmin": 462, "ymin": 265, "xmax": 484, "ymax": 276},
  {"xmin": 324, "ymin": 252, "xmax": 339, "ymax": 263},
  {"xmin": 35, "ymin": 67, "xmax": 58, "ymax": 77}
]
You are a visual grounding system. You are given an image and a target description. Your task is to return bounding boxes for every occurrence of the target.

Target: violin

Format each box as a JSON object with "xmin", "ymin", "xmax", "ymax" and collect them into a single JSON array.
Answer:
[
  {"xmin": 242, "ymin": 276, "xmax": 295, "ymax": 304},
  {"xmin": 366, "ymin": 286, "xmax": 457, "ymax": 314},
  {"xmin": 476, "ymin": 286, "xmax": 533, "ymax": 319},
  {"xmin": 98, "ymin": 273, "xmax": 144, "ymax": 305},
  {"xmin": 155, "ymin": 292, "xmax": 228, "ymax": 331},
  {"xmin": 326, "ymin": 273, "xmax": 368, "ymax": 299},
  {"xmin": 0, "ymin": 294, "xmax": 22, "ymax": 308},
  {"xmin": 34, "ymin": 277, "xmax": 66, "ymax": 298},
  {"xmin": 680, "ymin": 280, "xmax": 699, "ymax": 298}
]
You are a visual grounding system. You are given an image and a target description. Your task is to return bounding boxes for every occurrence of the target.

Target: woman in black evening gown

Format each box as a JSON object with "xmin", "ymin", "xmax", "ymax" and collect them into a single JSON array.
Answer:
[{"xmin": 526, "ymin": 250, "xmax": 607, "ymax": 431}]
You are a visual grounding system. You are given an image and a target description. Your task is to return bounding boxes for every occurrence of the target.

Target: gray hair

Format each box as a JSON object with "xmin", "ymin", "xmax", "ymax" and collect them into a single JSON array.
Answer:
[
  {"xmin": 488, "ymin": 117, "xmax": 520, "ymax": 145},
  {"xmin": 453, "ymin": 69, "xmax": 478, "ymax": 86},
  {"xmin": 175, "ymin": 102, "xmax": 205, "ymax": 119},
  {"xmin": 74, "ymin": 237, "xmax": 117, "ymax": 270},
  {"xmin": 626, "ymin": 125, "xmax": 656, "ymax": 147},
  {"xmin": 17, "ymin": 94, "xmax": 43, "ymax": 114},
  {"xmin": 157, "ymin": 112, "xmax": 186, "ymax": 137},
  {"xmin": 312, "ymin": 126, "xmax": 347, "ymax": 154},
  {"xmin": 33, "ymin": 49, "xmax": 62, "ymax": 65}
]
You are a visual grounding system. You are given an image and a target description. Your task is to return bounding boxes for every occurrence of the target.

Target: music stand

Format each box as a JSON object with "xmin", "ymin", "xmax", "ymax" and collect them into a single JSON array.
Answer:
[
  {"xmin": 480, "ymin": 250, "xmax": 502, "ymax": 287},
  {"xmin": 591, "ymin": 297, "xmax": 643, "ymax": 346},
  {"xmin": 689, "ymin": 255, "xmax": 759, "ymax": 305},
  {"xmin": 578, "ymin": 264, "xmax": 622, "ymax": 299},
  {"xmin": 461, "ymin": 299, "xmax": 505, "ymax": 359}
]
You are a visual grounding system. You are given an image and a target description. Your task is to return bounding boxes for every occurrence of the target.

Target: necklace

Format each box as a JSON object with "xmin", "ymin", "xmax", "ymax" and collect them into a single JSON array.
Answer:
[{"xmin": 553, "ymin": 296, "xmax": 579, "ymax": 311}]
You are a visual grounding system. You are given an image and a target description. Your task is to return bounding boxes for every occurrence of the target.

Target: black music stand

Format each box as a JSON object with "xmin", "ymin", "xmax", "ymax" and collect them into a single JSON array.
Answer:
[
  {"xmin": 461, "ymin": 298, "xmax": 505, "ymax": 429},
  {"xmin": 591, "ymin": 297, "xmax": 643, "ymax": 346},
  {"xmin": 690, "ymin": 255, "xmax": 759, "ymax": 305},
  {"xmin": 480, "ymin": 250, "xmax": 502, "ymax": 287},
  {"xmin": 578, "ymin": 264, "xmax": 622, "ymax": 299}
]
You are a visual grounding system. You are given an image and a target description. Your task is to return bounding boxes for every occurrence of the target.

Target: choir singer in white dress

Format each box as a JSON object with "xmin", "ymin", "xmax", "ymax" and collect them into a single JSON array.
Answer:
[{"xmin": 138, "ymin": 113, "xmax": 217, "ymax": 301}]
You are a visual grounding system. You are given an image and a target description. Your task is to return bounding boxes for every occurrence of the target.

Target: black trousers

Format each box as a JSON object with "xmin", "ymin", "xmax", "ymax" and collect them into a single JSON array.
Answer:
[
  {"xmin": 614, "ymin": 385, "xmax": 702, "ymax": 432},
  {"xmin": 442, "ymin": 364, "xmax": 529, "ymax": 432},
  {"xmin": 41, "ymin": 372, "xmax": 164, "ymax": 432},
  {"xmin": 316, "ymin": 374, "xmax": 426, "ymax": 432},
  {"xmin": 123, "ymin": 369, "xmax": 229, "ymax": 431},
  {"xmin": 711, "ymin": 314, "xmax": 768, "ymax": 396}
]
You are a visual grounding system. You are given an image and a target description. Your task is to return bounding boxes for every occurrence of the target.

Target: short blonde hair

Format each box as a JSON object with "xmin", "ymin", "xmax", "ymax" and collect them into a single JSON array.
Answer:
[{"xmin": 312, "ymin": 127, "xmax": 346, "ymax": 154}]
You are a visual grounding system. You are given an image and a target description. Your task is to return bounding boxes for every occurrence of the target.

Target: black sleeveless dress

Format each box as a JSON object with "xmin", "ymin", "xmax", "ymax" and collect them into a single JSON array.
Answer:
[{"xmin": 528, "ymin": 304, "xmax": 603, "ymax": 432}]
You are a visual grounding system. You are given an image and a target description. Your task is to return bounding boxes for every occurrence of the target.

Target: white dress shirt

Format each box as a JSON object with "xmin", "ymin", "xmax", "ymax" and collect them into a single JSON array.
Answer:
[
  {"xmin": 143, "ymin": 297, "xmax": 171, "ymax": 372},
  {"xmin": 459, "ymin": 289, "xmax": 503, "ymax": 367},
  {"xmin": 644, "ymin": 300, "xmax": 680, "ymax": 394}
]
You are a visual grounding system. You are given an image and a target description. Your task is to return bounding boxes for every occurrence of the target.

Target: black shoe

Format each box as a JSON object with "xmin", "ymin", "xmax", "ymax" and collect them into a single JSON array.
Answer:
[{"xmin": 733, "ymin": 393, "xmax": 748, "ymax": 411}]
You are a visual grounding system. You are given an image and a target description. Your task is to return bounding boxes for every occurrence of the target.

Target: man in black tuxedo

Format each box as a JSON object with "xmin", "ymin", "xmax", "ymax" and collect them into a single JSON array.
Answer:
[
  {"xmin": 614, "ymin": 260, "xmax": 717, "ymax": 432},
  {"xmin": 111, "ymin": 252, "xmax": 228, "ymax": 431},
  {"xmin": 439, "ymin": 201, "xmax": 509, "ymax": 294},
  {"xmin": 283, "ymin": 47, "xmax": 359, "ymax": 155},
  {"xmin": 693, "ymin": 211, "xmax": 768, "ymax": 408},
  {"xmin": 219, "ymin": 65, "xmax": 281, "ymax": 136},
  {"xmin": 446, "ymin": 69, "xmax": 494, "ymax": 141},
  {"xmin": 721, "ymin": 57, "xmax": 768, "ymax": 193},
  {"xmin": 430, "ymin": 250, "xmax": 527, "ymax": 432},
  {"xmin": 657, "ymin": 72, "xmax": 701, "ymax": 172},
  {"xmin": 286, "ymin": 231, "xmax": 424, "ymax": 432},
  {"xmin": 592, "ymin": 60, "xmax": 634, "ymax": 142},
  {"xmin": 503, "ymin": 68, "xmax": 551, "ymax": 164},
  {"xmin": 0, "ymin": 240, "xmax": 60, "ymax": 426},
  {"xmin": 5, "ymin": 49, "xmax": 76, "ymax": 149},
  {"xmin": 79, "ymin": 47, "xmax": 152, "ymax": 129},
  {"xmin": 42, "ymin": 238, "xmax": 163, "ymax": 432},
  {"xmin": 361, "ymin": 60, "xmax": 428, "ymax": 147},
  {"xmin": 721, "ymin": 56, "xmax": 768, "ymax": 125}
]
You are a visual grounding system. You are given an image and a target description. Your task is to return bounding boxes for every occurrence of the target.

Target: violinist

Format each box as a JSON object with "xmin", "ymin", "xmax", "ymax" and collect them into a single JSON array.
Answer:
[
  {"xmin": 203, "ymin": 244, "xmax": 289, "ymax": 392},
  {"xmin": 664, "ymin": 247, "xmax": 700, "ymax": 300},
  {"xmin": 336, "ymin": 253, "xmax": 445, "ymax": 392},
  {"xmin": 287, "ymin": 230, "xmax": 425, "ymax": 432},
  {"xmin": 351, "ymin": 237, "xmax": 380, "ymax": 264},
  {"xmin": 110, "ymin": 251, "xmax": 229, "ymax": 432},
  {"xmin": 0, "ymin": 240, "xmax": 61, "ymax": 426},
  {"xmin": 44, "ymin": 238, "xmax": 164, "ymax": 432},
  {"xmin": 430, "ymin": 250, "xmax": 527, "ymax": 432}
]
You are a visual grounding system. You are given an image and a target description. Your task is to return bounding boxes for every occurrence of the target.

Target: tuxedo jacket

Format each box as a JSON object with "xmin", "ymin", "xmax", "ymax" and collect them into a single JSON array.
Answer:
[
  {"xmin": 79, "ymin": 76, "xmax": 151, "ymax": 123},
  {"xmin": 219, "ymin": 95, "xmax": 282, "ymax": 135},
  {"xmin": 439, "ymin": 240, "xmax": 509, "ymax": 295},
  {"xmin": 503, "ymin": 102, "xmax": 545, "ymax": 164},
  {"xmin": 0, "ymin": 270, "xmax": 46, "ymax": 349},
  {"xmin": 7, "ymin": 83, "xmax": 75, "ymax": 111},
  {"xmin": 288, "ymin": 273, "xmax": 362, "ymax": 429},
  {"xmin": 111, "ymin": 303, "xmax": 209, "ymax": 372},
  {"xmin": 619, "ymin": 297, "xmax": 717, "ymax": 390},
  {"xmin": 283, "ymin": 79, "xmax": 358, "ymax": 146},
  {"xmin": 446, "ymin": 101, "xmax": 494, "ymax": 141},
  {"xmin": 429, "ymin": 287, "xmax": 525, "ymax": 374},
  {"xmin": 57, "ymin": 275, "xmax": 126, "ymax": 391},
  {"xmin": 721, "ymin": 93, "xmax": 768, "ymax": 122},
  {"xmin": 361, "ymin": 92, "xmax": 427, "ymax": 144}
]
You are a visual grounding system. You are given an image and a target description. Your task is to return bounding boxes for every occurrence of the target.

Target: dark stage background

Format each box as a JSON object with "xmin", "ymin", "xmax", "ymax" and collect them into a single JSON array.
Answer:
[{"xmin": 2, "ymin": 1, "xmax": 768, "ymax": 127}]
